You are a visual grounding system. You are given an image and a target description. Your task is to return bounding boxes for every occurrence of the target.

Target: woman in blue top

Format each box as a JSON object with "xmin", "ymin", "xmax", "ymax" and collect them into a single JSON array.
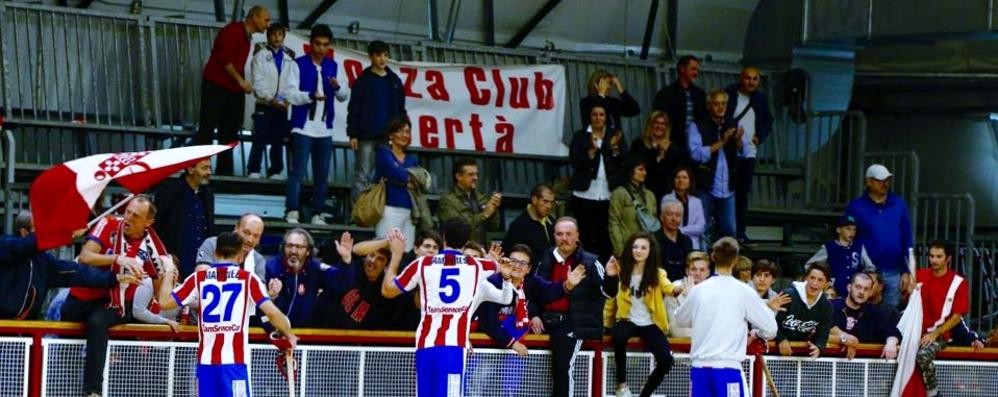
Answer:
[{"xmin": 373, "ymin": 116, "xmax": 420, "ymax": 251}]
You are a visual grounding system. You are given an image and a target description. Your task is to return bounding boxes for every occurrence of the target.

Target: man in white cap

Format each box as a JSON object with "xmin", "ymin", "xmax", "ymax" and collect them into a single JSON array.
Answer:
[{"xmin": 845, "ymin": 164, "xmax": 913, "ymax": 309}]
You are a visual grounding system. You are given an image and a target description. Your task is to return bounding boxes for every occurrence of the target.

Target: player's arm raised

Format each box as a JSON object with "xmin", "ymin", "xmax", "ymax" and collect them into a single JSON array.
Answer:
[{"xmin": 381, "ymin": 228, "xmax": 408, "ymax": 299}]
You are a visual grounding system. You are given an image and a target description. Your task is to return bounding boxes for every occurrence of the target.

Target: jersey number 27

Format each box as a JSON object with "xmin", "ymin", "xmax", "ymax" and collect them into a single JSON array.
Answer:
[{"xmin": 202, "ymin": 284, "xmax": 242, "ymax": 323}]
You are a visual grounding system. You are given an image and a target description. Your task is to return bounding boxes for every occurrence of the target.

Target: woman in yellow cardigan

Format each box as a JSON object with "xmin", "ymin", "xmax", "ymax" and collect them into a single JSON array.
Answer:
[{"xmin": 603, "ymin": 231, "xmax": 685, "ymax": 397}]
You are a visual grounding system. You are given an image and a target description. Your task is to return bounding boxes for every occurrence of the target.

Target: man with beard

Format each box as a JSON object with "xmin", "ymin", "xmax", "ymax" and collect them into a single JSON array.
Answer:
[
  {"xmin": 264, "ymin": 228, "xmax": 354, "ymax": 327},
  {"xmin": 829, "ymin": 272, "xmax": 901, "ymax": 360},
  {"xmin": 153, "ymin": 158, "xmax": 214, "ymax": 278}
]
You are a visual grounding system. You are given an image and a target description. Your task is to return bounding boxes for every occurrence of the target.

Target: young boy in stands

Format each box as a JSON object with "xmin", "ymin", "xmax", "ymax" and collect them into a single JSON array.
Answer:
[{"xmin": 805, "ymin": 215, "xmax": 875, "ymax": 298}]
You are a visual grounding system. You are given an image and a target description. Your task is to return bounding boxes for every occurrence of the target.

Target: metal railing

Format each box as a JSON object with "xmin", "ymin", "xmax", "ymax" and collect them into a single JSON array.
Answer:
[
  {"xmin": 1, "ymin": 130, "xmax": 15, "ymax": 234},
  {"xmin": 799, "ymin": 111, "xmax": 867, "ymax": 209},
  {"xmin": 970, "ymin": 236, "xmax": 998, "ymax": 331}
]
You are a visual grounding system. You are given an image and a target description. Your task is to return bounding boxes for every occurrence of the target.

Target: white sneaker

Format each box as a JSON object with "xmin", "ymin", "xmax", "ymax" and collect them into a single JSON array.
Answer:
[
  {"xmin": 311, "ymin": 214, "xmax": 327, "ymax": 226},
  {"xmin": 268, "ymin": 173, "xmax": 285, "ymax": 180},
  {"xmin": 615, "ymin": 386, "xmax": 631, "ymax": 397},
  {"xmin": 247, "ymin": 172, "xmax": 262, "ymax": 179},
  {"xmin": 285, "ymin": 210, "xmax": 300, "ymax": 224}
]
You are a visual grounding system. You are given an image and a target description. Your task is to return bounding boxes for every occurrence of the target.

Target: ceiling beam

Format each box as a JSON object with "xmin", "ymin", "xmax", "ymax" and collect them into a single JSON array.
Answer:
[
  {"xmin": 277, "ymin": 0, "xmax": 290, "ymax": 29},
  {"xmin": 213, "ymin": 0, "xmax": 226, "ymax": 23},
  {"xmin": 444, "ymin": 0, "xmax": 463, "ymax": 43},
  {"xmin": 505, "ymin": 0, "xmax": 561, "ymax": 49},
  {"xmin": 77, "ymin": 0, "xmax": 95, "ymax": 8},
  {"xmin": 427, "ymin": 0, "xmax": 441, "ymax": 41},
  {"xmin": 639, "ymin": 0, "xmax": 660, "ymax": 60},
  {"xmin": 483, "ymin": 0, "xmax": 495, "ymax": 46},
  {"xmin": 298, "ymin": 0, "xmax": 339, "ymax": 30}
]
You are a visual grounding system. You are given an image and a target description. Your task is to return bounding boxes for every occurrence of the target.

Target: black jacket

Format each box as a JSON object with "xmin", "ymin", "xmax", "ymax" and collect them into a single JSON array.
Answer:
[
  {"xmin": 724, "ymin": 84, "xmax": 774, "ymax": 144},
  {"xmin": 534, "ymin": 246, "xmax": 619, "ymax": 339},
  {"xmin": 578, "ymin": 92, "xmax": 640, "ymax": 132},
  {"xmin": 501, "ymin": 206, "xmax": 554, "ymax": 265},
  {"xmin": 776, "ymin": 282, "xmax": 834, "ymax": 349},
  {"xmin": 568, "ymin": 129, "xmax": 628, "ymax": 193},
  {"xmin": 630, "ymin": 137, "xmax": 682, "ymax": 200},
  {"xmin": 346, "ymin": 66, "xmax": 406, "ymax": 140},
  {"xmin": 831, "ymin": 298, "xmax": 901, "ymax": 344},
  {"xmin": 653, "ymin": 82, "xmax": 708, "ymax": 155},
  {"xmin": 476, "ymin": 273, "xmax": 566, "ymax": 347},
  {"xmin": 0, "ymin": 234, "xmax": 117, "ymax": 319},
  {"xmin": 693, "ymin": 116, "xmax": 740, "ymax": 193},
  {"xmin": 152, "ymin": 177, "xmax": 215, "ymax": 265}
]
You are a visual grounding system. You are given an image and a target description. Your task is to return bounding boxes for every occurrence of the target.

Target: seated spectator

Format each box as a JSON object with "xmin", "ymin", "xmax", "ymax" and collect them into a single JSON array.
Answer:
[
  {"xmin": 131, "ymin": 277, "xmax": 181, "ymax": 331},
  {"xmin": 775, "ymin": 263, "xmax": 834, "ymax": 358},
  {"xmin": 315, "ymin": 246, "xmax": 414, "ymax": 330},
  {"xmin": 630, "ymin": 111, "xmax": 682, "ymax": 200},
  {"xmin": 570, "ymin": 105, "xmax": 627, "ymax": 261},
  {"xmin": 0, "ymin": 210, "xmax": 134, "ymax": 320},
  {"xmin": 502, "ymin": 183, "xmax": 557, "ymax": 264},
  {"xmin": 949, "ymin": 319, "xmax": 987, "ymax": 351},
  {"xmin": 609, "ymin": 159, "xmax": 658, "ymax": 256},
  {"xmin": 353, "ymin": 229, "xmax": 442, "ymax": 268},
  {"xmin": 438, "ymin": 157, "xmax": 502, "ymax": 245},
  {"xmin": 463, "ymin": 241, "xmax": 487, "ymax": 258},
  {"xmin": 665, "ymin": 251, "xmax": 711, "ymax": 338},
  {"xmin": 866, "ymin": 271, "xmax": 899, "ymax": 325},
  {"xmin": 829, "ymin": 272, "xmax": 901, "ymax": 360},
  {"xmin": 749, "ymin": 259, "xmax": 779, "ymax": 300},
  {"xmin": 734, "ymin": 256, "xmax": 753, "ymax": 282},
  {"xmin": 656, "ymin": 199, "xmax": 693, "ymax": 281},
  {"xmin": 579, "ymin": 70, "xmax": 640, "ymax": 132},
  {"xmin": 661, "ymin": 167, "xmax": 706, "ymax": 249},
  {"xmin": 604, "ymin": 232, "xmax": 677, "ymax": 397},
  {"xmin": 265, "ymin": 229, "xmax": 355, "ymax": 327},
  {"xmin": 806, "ymin": 215, "xmax": 875, "ymax": 298},
  {"xmin": 372, "ymin": 116, "xmax": 421, "ymax": 249},
  {"xmin": 195, "ymin": 213, "xmax": 267, "ymax": 279},
  {"xmin": 468, "ymin": 244, "xmax": 583, "ymax": 395},
  {"xmin": 689, "ymin": 89, "xmax": 741, "ymax": 241}
]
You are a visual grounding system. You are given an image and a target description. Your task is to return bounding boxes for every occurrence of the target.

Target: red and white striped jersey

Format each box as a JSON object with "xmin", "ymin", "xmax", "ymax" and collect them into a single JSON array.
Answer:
[
  {"xmin": 171, "ymin": 264, "xmax": 269, "ymax": 365},
  {"xmin": 394, "ymin": 250, "xmax": 512, "ymax": 349}
]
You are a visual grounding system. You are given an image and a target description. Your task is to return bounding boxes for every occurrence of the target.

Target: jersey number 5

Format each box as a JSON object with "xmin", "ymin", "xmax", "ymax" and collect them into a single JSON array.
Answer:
[
  {"xmin": 439, "ymin": 268, "xmax": 461, "ymax": 304},
  {"xmin": 202, "ymin": 284, "xmax": 242, "ymax": 323}
]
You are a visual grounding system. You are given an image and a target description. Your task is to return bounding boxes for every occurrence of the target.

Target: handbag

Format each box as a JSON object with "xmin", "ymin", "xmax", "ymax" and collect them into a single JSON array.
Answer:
[
  {"xmin": 627, "ymin": 188, "xmax": 661, "ymax": 233},
  {"xmin": 351, "ymin": 179, "xmax": 386, "ymax": 227}
]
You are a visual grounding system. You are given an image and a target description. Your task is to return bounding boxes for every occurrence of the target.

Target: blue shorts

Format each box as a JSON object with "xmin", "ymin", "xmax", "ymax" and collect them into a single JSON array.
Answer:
[
  {"xmin": 415, "ymin": 346, "xmax": 465, "ymax": 397},
  {"xmin": 690, "ymin": 366, "xmax": 745, "ymax": 397},
  {"xmin": 197, "ymin": 364, "xmax": 251, "ymax": 397}
]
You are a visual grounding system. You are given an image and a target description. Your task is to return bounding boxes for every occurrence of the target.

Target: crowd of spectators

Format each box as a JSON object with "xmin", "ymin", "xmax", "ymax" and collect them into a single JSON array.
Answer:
[{"xmin": 2, "ymin": 5, "xmax": 995, "ymax": 396}]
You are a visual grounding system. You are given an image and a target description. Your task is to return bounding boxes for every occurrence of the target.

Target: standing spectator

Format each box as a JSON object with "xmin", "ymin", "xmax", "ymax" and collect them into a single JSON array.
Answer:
[
  {"xmin": 247, "ymin": 22, "xmax": 296, "ymax": 179},
  {"xmin": 912, "ymin": 241, "xmax": 969, "ymax": 397},
  {"xmin": 152, "ymin": 158, "xmax": 214, "ymax": 278},
  {"xmin": 665, "ymin": 251, "xmax": 711, "ymax": 338},
  {"xmin": 829, "ymin": 272, "xmax": 901, "ymax": 361},
  {"xmin": 194, "ymin": 6, "xmax": 270, "ymax": 175},
  {"xmin": 608, "ymin": 159, "xmax": 658, "ymax": 257},
  {"xmin": 284, "ymin": 24, "xmax": 349, "ymax": 225},
  {"xmin": 749, "ymin": 259, "xmax": 779, "ymax": 300},
  {"xmin": 0, "ymin": 211, "xmax": 135, "ymax": 320},
  {"xmin": 689, "ymin": 89, "xmax": 741, "ymax": 241},
  {"xmin": 347, "ymin": 40, "xmax": 406, "ymax": 200},
  {"xmin": 532, "ymin": 217, "xmax": 619, "ymax": 397},
  {"xmin": 373, "ymin": 116, "xmax": 420, "ymax": 249},
  {"xmin": 264, "ymin": 229, "xmax": 355, "ymax": 327},
  {"xmin": 630, "ymin": 111, "xmax": 682, "ymax": 200},
  {"xmin": 805, "ymin": 214, "xmax": 875, "ymax": 298},
  {"xmin": 502, "ymin": 183, "xmax": 557, "ymax": 265},
  {"xmin": 195, "ymin": 213, "xmax": 267, "ymax": 279},
  {"xmin": 569, "ymin": 105, "xmax": 627, "ymax": 260},
  {"xmin": 775, "ymin": 262, "xmax": 834, "ymax": 358},
  {"xmin": 725, "ymin": 67, "xmax": 773, "ymax": 243},
  {"xmin": 655, "ymin": 200, "xmax": 693, "ymax": 281},
  {"xmin": 604, "ymin": 232, "xmax": 677, "ymax": 397},
  {"xmin": 846, "ymin": 164, "xmax": 913, "ymax": 308},
  {"xmin": 438, "ymin": 157, "xmax": 502, "ymax": 245},
  {"xmin": 653, "ymin": 55, "xmax": 708, "ymax": 161},
  {"xmin": 578, "ymin": 70, "xmax": 640, "ymax": 132},
  {"xmin": 661, "ymin": 167, "xmax": 706, "ymax": 249}
]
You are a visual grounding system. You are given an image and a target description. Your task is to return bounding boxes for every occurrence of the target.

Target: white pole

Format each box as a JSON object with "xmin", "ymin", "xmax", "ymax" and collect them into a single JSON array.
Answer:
[{"xmin": 86, "ymin": 194, "xmax": 135, "ymax": 229}]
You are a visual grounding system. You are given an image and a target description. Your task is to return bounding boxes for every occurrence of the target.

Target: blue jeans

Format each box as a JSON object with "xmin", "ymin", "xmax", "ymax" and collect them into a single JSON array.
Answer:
[
  {"xmin": 285, "ymin": 134, "xmax": 332, "ymax": 215},
  {"xmin": 881, "ymin": 270, "xmax": 902, "ymax": 308},
  {"xmin": 351, "ymin": 138, "xmax": 379, "ymax": 200},
  {"xmin": 247, "ymin": 105, "xmax": 290, "ymax": 175},
  {"xmin": 699, "ymin": 192, "xmax": 736, "ymax": 241}
]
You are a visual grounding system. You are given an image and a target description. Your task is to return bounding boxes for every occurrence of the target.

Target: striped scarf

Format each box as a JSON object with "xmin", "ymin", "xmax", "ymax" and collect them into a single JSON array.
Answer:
[{"xmin": 108, "ymin": 222, "xmax": 167, "ymax": 316}]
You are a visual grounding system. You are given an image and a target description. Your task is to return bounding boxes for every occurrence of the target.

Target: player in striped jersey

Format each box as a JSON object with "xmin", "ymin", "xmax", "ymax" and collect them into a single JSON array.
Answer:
[
  {"xmin": 381, "ymin": 222, "xmax": 514, "ymax": 397},
  {"xmin": 157, "ymin": 232, "xmax": 297, "ymax": 397}
]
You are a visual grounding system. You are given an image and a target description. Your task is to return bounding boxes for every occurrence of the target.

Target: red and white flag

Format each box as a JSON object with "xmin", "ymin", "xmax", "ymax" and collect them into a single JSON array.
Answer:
[
  {"xmin": 892, "ymin": 247, "xmax": 926, "ymax": 397},
  {"xmin": 30, "ymin": 144, "xmax": 232, "ymax": 250}
]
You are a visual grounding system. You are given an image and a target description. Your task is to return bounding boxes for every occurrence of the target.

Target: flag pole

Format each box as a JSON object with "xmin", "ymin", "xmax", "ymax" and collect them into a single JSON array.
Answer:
[{"xmin": 86, "ymin": 193, "xmax": 135, "ymax": 229}]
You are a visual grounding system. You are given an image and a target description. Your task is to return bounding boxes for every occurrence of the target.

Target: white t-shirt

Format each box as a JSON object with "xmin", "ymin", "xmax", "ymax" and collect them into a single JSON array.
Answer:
[
  {"xmin": 572, "ymin": 127, "xmax": 611, "ymax": 201},
  {"xmin": 293, "ymin": 63, "xmax": 332, "ymax": 138},
  {"xmin": 735, "ymin": 92, "xmax": 757, "ymax": 158},
  {"xmin": 627, "ymin": 274, "xmax": 653, "ymax": 327}
]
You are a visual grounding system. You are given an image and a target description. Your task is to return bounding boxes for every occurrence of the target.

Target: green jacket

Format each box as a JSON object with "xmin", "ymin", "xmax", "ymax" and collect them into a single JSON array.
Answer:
[
  {"xmin": 608, "ymin": 183, "xmax": 658, "ymax": 256},
  {"xmin": 437, "ymin": 185, "xmax": 500, "ymax": 244}
]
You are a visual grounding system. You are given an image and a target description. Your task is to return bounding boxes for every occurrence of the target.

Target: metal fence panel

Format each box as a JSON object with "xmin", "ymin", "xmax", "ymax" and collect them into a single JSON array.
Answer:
[
  {"xmin": 971, "ymin": 237, "xmax": 998, "ymax": 331},
  {"xmin": 601, "ymin": 352, "xmax": 754, "ymax": 397}
]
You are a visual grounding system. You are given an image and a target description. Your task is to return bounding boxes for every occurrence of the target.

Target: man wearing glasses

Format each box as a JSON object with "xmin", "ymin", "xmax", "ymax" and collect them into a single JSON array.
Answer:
[{"xmin": 264, "ymin": 228, "xmax": 356, "ymax": 327}]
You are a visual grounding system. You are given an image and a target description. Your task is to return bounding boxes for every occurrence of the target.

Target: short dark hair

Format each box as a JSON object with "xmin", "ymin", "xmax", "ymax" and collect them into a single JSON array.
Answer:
[
  {"xmin": 928, "ymin": 240, "xmax": 954, "ymax": 259},
  {"xmin": 441, "ymin": 218, "xmax": 472, "ymax": 249},
  {"xmin": 672, "ymin": 166, "xmax": 697, "ymax": 194},
  {"xmin": 416, "ymin": 230, "xmax": 443, "ymax": 250},
  {"xmin": 452, "ymin": 157, "xmax": 477, "ymax": 181},
  {"xmin": 625, "ymin": 157, "xmax": 648, "ymax": 181},
  {"xmin": 215, "ymin": 232, "xmax": 245, "ymax": 259},
  {"xmin": 806, "ymin": 262, "xmax": 832, "ymax": 281},
  {"xmin": 462, "ymin": 241, "xmax": 485, "ymax": 256},
  {"xmin": 711, "ymin": 237, "xmax": 740, "ymax": 268},
  {"xmin": 310, "ymin": 24, "xmax": 333, "ymax": 42},
  {"xmin": 752, "ymin": 259, "xmax": 778, "ymax": 277},
  {"xmin": 530, "ymin": 183, "xmax": 554, "ymax": 199},
  {"xmin": 509, "ymin": 244, "xmax": 533, "ymax": 261},
  {"xmin": 676, "ymin": 55, "xmax": 699, "ymax": 71},
  {"xmin": 266, "ymin": 22, "xmax": 286, "ymax": 36},
  {"xmin": 384, "ymin": 116, "xmax": 411, "ymax": 138},
  {"xmin": 367, "ymin": 40, "xmax": 390, "ymax": 56}
]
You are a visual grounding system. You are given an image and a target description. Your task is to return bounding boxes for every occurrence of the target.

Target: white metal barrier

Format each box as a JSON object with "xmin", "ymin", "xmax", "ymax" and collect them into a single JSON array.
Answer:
[
  {"xmin": 0, "ymin": 337, "xmax": 31, "ymax": 397},
  {"xmin": 39, "ymin": 338, "xmax": 595, "ymax": 397},
  {"xmin": 600, "ymin": 352, "xmax": 754, "ymax": 397}
]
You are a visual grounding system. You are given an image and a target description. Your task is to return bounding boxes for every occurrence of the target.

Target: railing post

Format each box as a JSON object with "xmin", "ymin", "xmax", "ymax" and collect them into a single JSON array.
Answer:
[
  {"xmin": 592, "ymin": 342, "xmax": 603, "ymax": 397},
  {"xmin": 29, "ymin": 333, "xmax": 42, "ymax": 397},
  {"xmin": 753, "ymin": 354, "xmax": 764, "ymax": 397},
  {"xmin": 3, "ymin": 130, "xmax": 14, "ymax": 235}
]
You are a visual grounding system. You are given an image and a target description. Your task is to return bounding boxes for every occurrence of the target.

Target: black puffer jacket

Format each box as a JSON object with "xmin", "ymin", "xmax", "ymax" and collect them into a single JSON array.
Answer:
[{"xmin": 534, "ymin": 246, "xmax": 619, "ymax": 339}]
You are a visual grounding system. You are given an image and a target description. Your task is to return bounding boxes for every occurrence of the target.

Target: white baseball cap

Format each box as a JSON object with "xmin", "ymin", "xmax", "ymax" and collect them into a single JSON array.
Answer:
[{"xmin": 865, "ymin": 164, "xmax": 893, "ymax": 180}]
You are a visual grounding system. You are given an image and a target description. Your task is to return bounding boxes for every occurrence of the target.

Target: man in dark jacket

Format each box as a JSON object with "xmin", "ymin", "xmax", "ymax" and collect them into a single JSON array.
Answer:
[
  {"xmin": 532, "ymin": 217, "xmax": 619, "ymax": 397},
  {"xmin": 264, "ymin": 228, "xmax": 354, "ymax": 327},
  {"xmin": 689, "ymin": 89, "xmax": 741, "ymax": 240},
  {"xmin": 829, "ymin": 272, "xmax": 901, "ymax": 361},
  {"xmin": 653, "ymin": 55, "xmax": 708, "ymax": 162},
  {"xmin": 346, "ymin": 39, "xmax": 406, "ymax": 200},
  {"xmin": 0, "ymin": 211, "xmax": 135, "ymax": 320},
  {"xmin": 501, "ymin": 184, "xmax": 556, "ymax": 265},
  {"xmin": 724, "ymin": 67, "xmax": 773, "ymax": 243},
  {"xmin": 153, "ymin": 158, "xmax": 214, "ymax": 278}
]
